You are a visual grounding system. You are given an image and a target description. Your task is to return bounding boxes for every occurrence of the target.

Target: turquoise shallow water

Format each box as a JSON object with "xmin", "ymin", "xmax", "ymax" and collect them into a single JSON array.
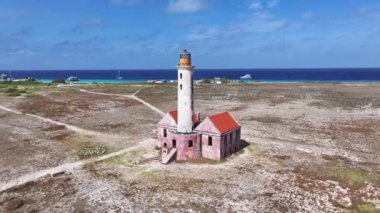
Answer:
[
  {"xmin": 39, "ymin": 79, "xmax": 380, "ymax": 84},
  {"xmin": 40, "ymin": 79, "xmax": 147, "ymax": 84},
  {"xmin": 4, "ymin": 68, "xmax": 380, "ymax": 84}
]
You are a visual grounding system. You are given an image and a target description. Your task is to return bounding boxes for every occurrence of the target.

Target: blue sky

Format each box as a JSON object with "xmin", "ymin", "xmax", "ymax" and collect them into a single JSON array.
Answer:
[{"xmin": 0, "ymin": 0, "xmax": 380, "ymax": 69}]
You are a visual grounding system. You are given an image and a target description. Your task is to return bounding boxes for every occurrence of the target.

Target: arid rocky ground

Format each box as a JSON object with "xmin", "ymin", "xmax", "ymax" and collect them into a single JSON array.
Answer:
[{"xmin": 0, "ymin": 82, "xmax": 379, "ymax": 212}]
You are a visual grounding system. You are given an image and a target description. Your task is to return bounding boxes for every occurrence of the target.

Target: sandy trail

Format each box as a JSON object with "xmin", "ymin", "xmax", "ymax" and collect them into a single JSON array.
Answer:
[
  {"xmin": 0, "ymin": 88, "xmax": 163, "ymax": 193},
  {"xmin": 0, "ymin": 105, "xmax": 118, "ymax": 139},
  {"xmin": 0, "ymin": 139, "xmax": 156, "ymax": 193},
  {"xmin": 132, "ymin": 89, "xmax": 142, "ymax": 96},
  {"xmin": 76, "ymin": 88, "xmax": 165, "ymax": 116}
]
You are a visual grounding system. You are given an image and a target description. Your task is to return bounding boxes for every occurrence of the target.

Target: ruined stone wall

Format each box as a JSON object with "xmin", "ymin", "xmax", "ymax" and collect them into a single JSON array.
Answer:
[
  {"xmin": 167, "ymin": 132, "xmax": 201, "ymax": 160},
  {"xmin": 220, "ymin": 128, "xmax": 241, "ymax": 158},
  {"xmin": 201, "ymin": 134, "xmax": 222, "ymax": 160}
]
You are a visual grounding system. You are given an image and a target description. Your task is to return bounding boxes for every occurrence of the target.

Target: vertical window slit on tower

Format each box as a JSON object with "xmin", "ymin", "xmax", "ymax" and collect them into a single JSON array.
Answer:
[
  {"xmin": 180, "ymin": 73, "xmax": 182, "ymax": 79},
  {"xmin": 180, "ymin": 84, "xmax": 182, "ymax": 90}
]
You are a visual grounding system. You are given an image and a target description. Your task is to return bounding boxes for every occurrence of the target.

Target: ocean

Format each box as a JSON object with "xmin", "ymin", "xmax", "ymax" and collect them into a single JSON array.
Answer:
[{"xmin": 1, "ymin": 68, "xmax": 380, "ymax": 83}]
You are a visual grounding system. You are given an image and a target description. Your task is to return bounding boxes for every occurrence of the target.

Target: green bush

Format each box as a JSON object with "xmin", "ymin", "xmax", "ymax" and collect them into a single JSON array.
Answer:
[
  {"xmin": 313, "ymin": 167, "xmax": 379, "ymax": 187},
  {"xmin": 1, "ymin": 81, "xmax": 43, "ymax": 91},
  {"xmin": 203, "ymin": 79, "xmax": 211, "ymax": 83},
  {"xmin": 356, "ymin": 203, "xmax": 376, "ymax": 213},
  {"xmin": 5, "ymin": 87, "xmax": 18, "ymax": 93},
  {"xmin": 51, "ymin": 79, "xmax": 66, "ymax": 84},
  {"xmin": 4, "ymin": 87, "xmax": 28, "ymax": 96},
  {"xmin": 77, "ymin": 146, "xmax": 108, "ymax": 159},
  {"xmin": 221, "ymin": 78, "xmax": 230, "ymax": 84},
  {"xmin": 7, "ymin": 91, "xmax": 22, "ymax": 96},
  {"xmin": 25, "ymin": 93, "xmax": 36, "ymax": 98},
  {"xmin": 11, "ymin": 81, "xmax": 41, "ymax": 86}
]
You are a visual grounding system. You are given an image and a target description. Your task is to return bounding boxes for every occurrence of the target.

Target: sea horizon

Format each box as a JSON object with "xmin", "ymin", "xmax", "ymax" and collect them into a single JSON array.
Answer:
[{"xmin": 1, "ymin": 68, "xmax": 380, "ymax": 83}]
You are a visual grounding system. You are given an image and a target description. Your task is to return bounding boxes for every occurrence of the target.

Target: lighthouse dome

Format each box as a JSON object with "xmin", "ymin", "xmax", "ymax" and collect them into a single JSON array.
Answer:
[{"xmin": 179, "ymin": 49, "xmax": 191, "ymax": 66}]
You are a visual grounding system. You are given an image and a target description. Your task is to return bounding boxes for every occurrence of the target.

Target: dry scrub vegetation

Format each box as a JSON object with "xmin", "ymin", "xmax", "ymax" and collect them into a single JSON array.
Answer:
[{"xmin": 1, "ymin": 83, "xmax": 380, "ymax": 212}]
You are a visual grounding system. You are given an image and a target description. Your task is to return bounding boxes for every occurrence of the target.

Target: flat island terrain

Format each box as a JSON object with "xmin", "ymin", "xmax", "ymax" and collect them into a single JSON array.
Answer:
[{"xmin": 0, "ymin": 82, "xmax": 379, "ymax": 212}]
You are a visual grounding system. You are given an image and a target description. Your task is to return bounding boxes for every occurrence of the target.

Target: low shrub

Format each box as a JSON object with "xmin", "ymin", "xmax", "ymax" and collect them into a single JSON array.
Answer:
[
  {"xmin": 202, "ymin": 79, "xmax": 211, "ymax": 84},
  {"xmin": 5, "ymin": 87, "xmax": 18, "ymax": 93},
  {"xmin": 221, "ymin": 78, "xmax": 230, "ymax": 84},
  {"xmin": 77, "ymin": 146, "xmax": 108, "ymax": 159},
  {"xmin": 312, "ymin": 167, "xmax": 380, "ymax": 188},
  {"xmin": 7, "ymin": 91, "xmax": 22, "ymax": 96},
  {"xmin": 356, "ymin": 203, "xmax": 376, "ymax": 213},
  {"xmin": 247, "ymin": 116, "xmax": 283, "ymax": 124},
  {"xmin": 51, "ymin": 79, "xmax": 66, "ymax": 84}
]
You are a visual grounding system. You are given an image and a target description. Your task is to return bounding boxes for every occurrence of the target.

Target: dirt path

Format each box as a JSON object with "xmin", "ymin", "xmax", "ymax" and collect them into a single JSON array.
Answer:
[
  {"xmin": 76, "ymin": 88, "xmax": 165, "ymax": 116},
  {"xmin": 132, "ymin": 89, "xmax": 142, "ymax": 96},
  {"xmin": 0, "ymin": 105, "xmax": 119, "ymax": 139},
  {"xmin": 0, "ymin": 139, "xmax": 156, "ymax": 193},
  {"xmin": 0, "ymin": 87, "xmax": 164, "ymax": 193}
]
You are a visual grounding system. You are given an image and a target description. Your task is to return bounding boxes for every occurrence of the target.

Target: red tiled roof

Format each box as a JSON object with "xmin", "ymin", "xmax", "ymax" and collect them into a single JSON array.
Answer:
[
  {"xmin": 169, "ymin": 111, "xmax": 178, "ymax": 123},
  {"xmin": 169, "ymin": 110, "xmax": 200, "ymax": 124},
  {"xmin": 208, "ymin": 112, "xmax": 240, "ymax": 133}
]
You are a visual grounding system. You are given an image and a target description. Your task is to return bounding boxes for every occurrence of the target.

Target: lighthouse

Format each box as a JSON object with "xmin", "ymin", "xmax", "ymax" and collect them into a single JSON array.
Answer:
[
  {"xmin": 177, "ymin": 50, "xmax": 195, "ymax": 133},
  {"xmin": 156, "ymin": 50, "xmax": 242, "ymax": 164}
]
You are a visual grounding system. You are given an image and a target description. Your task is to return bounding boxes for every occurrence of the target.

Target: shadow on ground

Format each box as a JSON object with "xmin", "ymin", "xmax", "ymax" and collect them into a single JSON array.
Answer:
[{"xmin": 240, "ymin": 139, "xmax": 250, "ymax": 150}]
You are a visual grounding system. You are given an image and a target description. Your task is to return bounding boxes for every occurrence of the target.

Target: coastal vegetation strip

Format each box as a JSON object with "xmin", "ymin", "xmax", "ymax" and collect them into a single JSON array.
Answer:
[{"xmin": 0, "ymin": 81, "xmax": 44, "ymax": 96}]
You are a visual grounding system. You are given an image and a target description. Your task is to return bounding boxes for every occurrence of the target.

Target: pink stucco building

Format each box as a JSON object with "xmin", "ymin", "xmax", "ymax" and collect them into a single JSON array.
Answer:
[{"xmin": 157, "ymin": 50, "xmax": 241, "ymax": 164}]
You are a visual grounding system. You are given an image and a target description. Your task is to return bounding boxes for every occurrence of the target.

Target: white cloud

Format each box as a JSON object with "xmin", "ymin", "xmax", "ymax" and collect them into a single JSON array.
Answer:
[
  {"xmin": 110, "ymin": 0, "xmax": 140, "ymax": 5},
  {"xmin": 248, "ymin": 11, "xmax": 288, "ymax": 33},
  {"xmin": 72, "ymin": 18, "xmax": 104, "ymax": 33},
  {"xmin": 249, "ymin": 0, "xmax": 279, "ymax": 10},
  {"xmin": 8, "ymin": 50, "xmax": 37, "ymax": 56},
  {"xmin": 167, "ymin": 0, "xmax": 205, "ymax": 13},
  {"xmin": 356, "ymin": 6, "xmax": 371, "ymax": 15},
  {"xmin": 267, "ymin": 0, "xmax": 279, "ymax": 8},
  {"xmin": 185, "ymin": 0, "xmax": 288, "ymax": 44},
  {"xmin": 249, "ymin": 0, "xmax": 263, "ymax": 10},
  {"xmin": 301, "ymin": 12, "xmax": 314, "ymax": 20},
  {"xmin": 355, "ymin": 5, "xmax": 380, "ymax": 21}
]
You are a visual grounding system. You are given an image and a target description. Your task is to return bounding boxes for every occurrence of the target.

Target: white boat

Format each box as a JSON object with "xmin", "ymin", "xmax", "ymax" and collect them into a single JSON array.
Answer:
[
  {"xmin": 240, "ymin": 74, "xmax": 252, "ymax": 79},
  {"xmin": 155, "ymin": 80, "xmax": 166, "ymax": 84},
  {"xmin": 116, "ymin": 70, "xmax": 123, "ymax": 80},
  {"xmin": 66, "ymin": 76, "xmax": 79, "ymax": 81},
  {"xmin": 147, "ymin": 79, "xmax": 166, "ymax": 84},
  {"xmin": 0, "ymin": 74, "xmax": 9, "ymax": 81}
]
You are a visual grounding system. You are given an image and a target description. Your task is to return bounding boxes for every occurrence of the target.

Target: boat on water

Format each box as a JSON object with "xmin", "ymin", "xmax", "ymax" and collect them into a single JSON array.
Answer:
[
  {"xmin": 240, "ymin": 74, "xmax": 252, "ymax": 79},
  {"xmin": 66, "ymin": 76, "xmax": 79, "ymax": 82},
  {"xmin": 147, "ymin": 79, "xmax": 167, "ymax": 84},
  {"xmin": 116, "ymin": 70, "xmax": 123, "ymax": 80},
  {"xmin": 0, "ymin": 74, "xmax": 9, "ymax": 81}
]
